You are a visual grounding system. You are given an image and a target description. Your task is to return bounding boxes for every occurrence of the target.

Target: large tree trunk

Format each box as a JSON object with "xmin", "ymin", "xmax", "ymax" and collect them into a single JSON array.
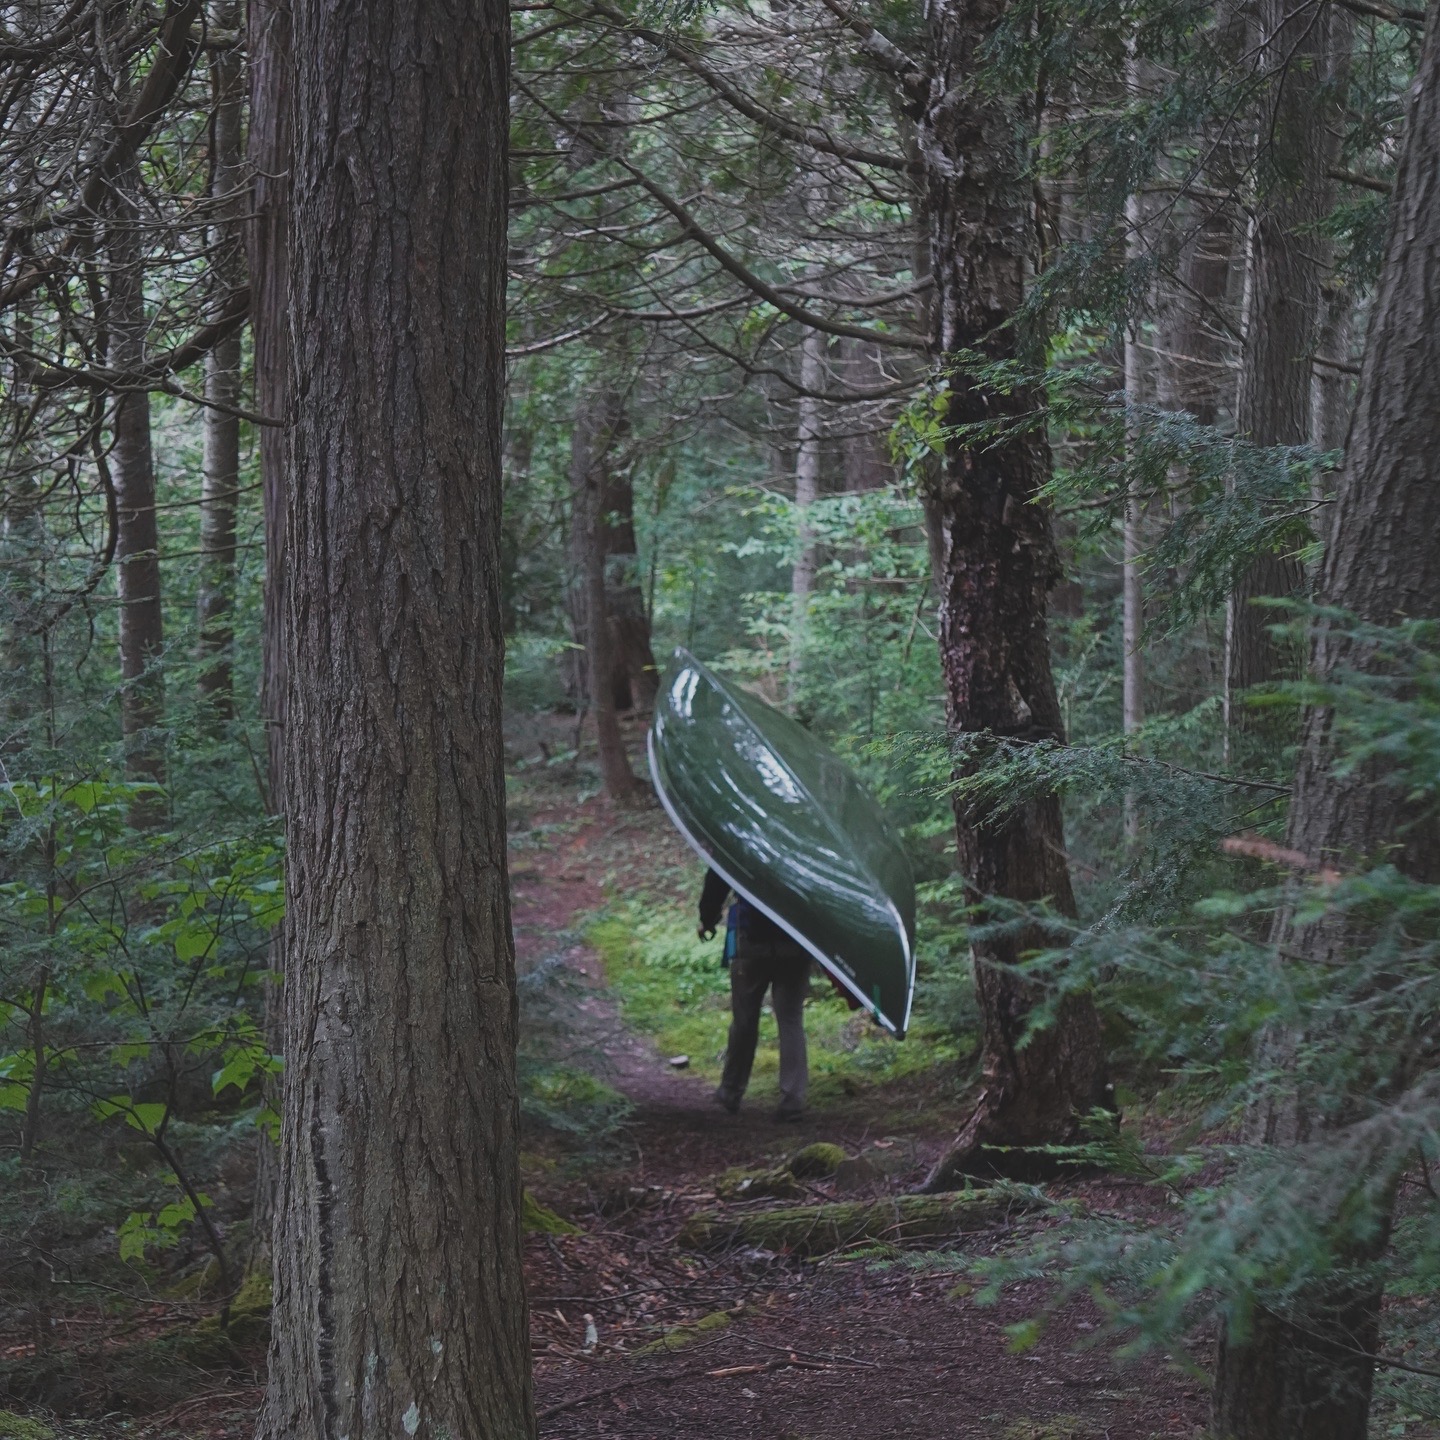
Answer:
[
  {"xmin": 257, "ymin": 0, "xmax": 533, "ymax": 1435},
  {"xmin": 920, "ymin": 0, "xmax": 1108, "ymax": 1189},
  {"xmin": 244, "ymin": 0, "xmax": 292, "ymax": 1263},
  {"xmin": 569, "ymin": 388, "xmax": 639, "ymax": 799},
  {"xmin": 196, "ymin": 0, "xmax": 245, "ymax": 728},
  {"xmin": 109, "ymin": 162, "xmax": 167, "ymax": 829},
  {"xmin": 1211, "ymin": 16, "xmax": 1440, "ymax": 1434},
  {"xmin": 1224, "ymin": 0, "xmax": 1349, "ymax": 747}
]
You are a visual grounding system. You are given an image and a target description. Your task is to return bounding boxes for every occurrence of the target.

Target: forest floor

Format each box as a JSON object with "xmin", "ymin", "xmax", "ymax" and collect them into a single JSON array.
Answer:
[
  {"xmin": 506, "ymin": 722, "xmax": 1210, "ymax": 1440},
  {"xmin": 0, "ymin": 718, "xmax": 1213, "ymax": 1440}
]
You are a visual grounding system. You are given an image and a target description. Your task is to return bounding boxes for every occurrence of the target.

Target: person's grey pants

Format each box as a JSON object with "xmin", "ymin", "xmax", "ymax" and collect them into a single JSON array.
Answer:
[{"xmin": 717, "ymin": 945, "xmax": 809, "ymax": 1114}]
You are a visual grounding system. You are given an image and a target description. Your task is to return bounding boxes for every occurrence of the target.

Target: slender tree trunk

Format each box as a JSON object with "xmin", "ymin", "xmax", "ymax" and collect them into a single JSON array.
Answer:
[
  {"xmin": 789, "ymin": 326, "xmax": 825, "ymax": 693},
  {"xmin": 245, "ymin": 0, "xmax": 292, "ymax": 1264},
  {"xmin": 1160, "ymin": 199, "xmax": 1241, "ymax": 430},
  {"xmin": 1311, "ymin": 280, "xmax": 1353, "ymax": 457},
  {"xmin": 1122, "ymin": 373, "xmax": 1145, "ymax": 844},
  {"xmin": 249, "ymin": 0, "xmax": 291, "ymax": 816},
  {"xmin": 1159, "ymin": 2, "xmax": 1247, "ymax": 434},
  {"xmin": 196, "ymin": 0, "xmax": 245, "ymax": 727},
  {"xmin": 109, "ymin": 161, "xmax": 167, "ymax": 829},
  {"xmin": 1224, "ymin": 0, "xmax": 1349, "ymax": 746},
  {"xmin": 840, "ymin": 340, "xmax": 896, "ymax": 494},
  {"xmin": 258, "ymin": 0, "xmax": 533, "ymax": 1435},
  {"xmin": 1212, "ymin": 18, "xmax": 1440, "ymax": 1433},
  {"xmin": 569, "ymin": 389, "xmax": 638, "ymax": 799},
  {"xmin": 1122, "ymin": 77, "xmax": 1151, "ymax": 841},
  {"xmin": 600, "ymin": 464, "xmax": 659, "ymax": 713},
  {"xmin": 920, "ymin": 0, "xmax": 1107, "ymax": 1189}
]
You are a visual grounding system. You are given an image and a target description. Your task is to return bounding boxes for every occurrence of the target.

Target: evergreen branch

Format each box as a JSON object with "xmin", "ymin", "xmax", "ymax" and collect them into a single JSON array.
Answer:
[
  {"xmin": 1329, "ymin": 166, "xmax": 1393, "ymax": 194},
  {"xmin": 505, "ymin": 315, "xmax": 610, "ymax": 356},
  {"xmin": 1336, "ymin": 0, "xmax": 1427, "ymax": 27},
  {"xmin": 814, "ymin": 0, "xmax": 926, "ymax": 92},
  {"xmin": 599, "ymin": 161, "xmax": 929, "ymax": 349},
  {"xmin": 590, "ymin": 2, "xmax": 916, "ymax": 173},
  {"xmin": 515, "ymin": 79, "xmax": 929, "ymax": 351}
]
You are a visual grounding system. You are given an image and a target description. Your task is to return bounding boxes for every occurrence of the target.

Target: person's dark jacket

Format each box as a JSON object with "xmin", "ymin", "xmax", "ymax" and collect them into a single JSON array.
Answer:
[
  {"xmin": 698, "ymin": 869, "xmax": 861, "ymax": 1010},
  {"xmin": 698, "ymin": 869, "xmax": 785, "ymax": 943}
]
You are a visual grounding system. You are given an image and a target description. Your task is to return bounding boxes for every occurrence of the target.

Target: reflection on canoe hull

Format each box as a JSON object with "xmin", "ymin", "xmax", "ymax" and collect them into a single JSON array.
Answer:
[{"xmin": 648, "ymin": 649, "xmax": 916, "ymax": 1036}]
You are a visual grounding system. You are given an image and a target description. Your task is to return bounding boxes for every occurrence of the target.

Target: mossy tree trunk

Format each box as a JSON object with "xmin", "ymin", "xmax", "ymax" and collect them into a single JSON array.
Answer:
[{"xmin": 919, "ymin": 0, "xmax": 1108, "ymax": 1188}]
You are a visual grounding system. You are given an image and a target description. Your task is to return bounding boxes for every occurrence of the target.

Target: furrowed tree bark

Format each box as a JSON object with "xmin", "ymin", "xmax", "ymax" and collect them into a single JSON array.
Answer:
[
  {"xmin": 196, "ymin": 0, "xmax": 245, "ymax": 728},
  {"xmin": 1224, "ymin": 0, "xmax": 1349, "ymax": 749},
  {"xmin": 257, "ymin": 0, "xmax": 533, "ymax": 1435},
  {"xmin": 919, "ymin": 0, "xmax": 1108, "ymax": 1189},
  {"xmin": 1212, "ymin": 16, "xmax": 1440, "ymax": 1435},
  {"xmin": 569, "ymin": 386, "xmax": 639, "ymax": 799},
  {"xmin": 245, "ymin": 0, "xmax": 292, "ymax": 1264},
  {"xmin": 108, "ymin": 161, "xmax": 168, "ymax": 830}
]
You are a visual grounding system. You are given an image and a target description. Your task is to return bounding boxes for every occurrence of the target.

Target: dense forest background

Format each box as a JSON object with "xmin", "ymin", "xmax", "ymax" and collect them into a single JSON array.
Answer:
[{"xmin": 2, "ymin": 0, "xmax": 1440, "ymax": 1436}]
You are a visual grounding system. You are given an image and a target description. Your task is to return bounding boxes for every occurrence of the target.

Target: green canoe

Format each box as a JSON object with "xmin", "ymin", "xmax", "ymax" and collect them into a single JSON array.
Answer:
[{"xmin": 648, "ymin": 649, "xmax": 916, "ymax": 1036}]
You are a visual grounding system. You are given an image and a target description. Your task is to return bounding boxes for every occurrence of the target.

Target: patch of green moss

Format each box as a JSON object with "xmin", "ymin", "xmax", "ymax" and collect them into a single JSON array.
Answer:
[
  {"xmin": 184, "ymin": 1269, "xmax": 274, "ymax": 1351},
  {"xmin": 789, "ymin": 1142, "xmax": 846, "ymax": 1178},
  {"xmin": 524, "ymin": 1190, "xmax": 582, "ymax": 1235},
  {"xmin": 1001, "ymin": 1419, "xmax": 1092, "ymax": 1440},
  {"xmin": 231, "ymin": 1268, "xmax": 273, "ymax": 1314},
  {"xmin": 0, "ymin": 1412, "xmax": 55, "ymax": 1440},
  {"xmin": 166, "ymin": 1257, "xmax": 223, "ymax": 1300},
  {"xmin": 715, "ymin": 1164, "xmax": 804, "ymax": 1201},
  {"xmin": 630, "ymin": 1308, "xmax": 732, "ymax": 1356}
]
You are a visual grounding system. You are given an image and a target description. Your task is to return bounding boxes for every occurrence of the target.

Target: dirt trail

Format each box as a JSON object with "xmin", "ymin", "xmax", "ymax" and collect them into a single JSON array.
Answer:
[
  {"xmin": 0, "ymin": 757, "xmax": 1209, "ymax": 1440},
  {"xmin": 511, "ymin": 784, "xmax": 1209, "ymax": 1440}
]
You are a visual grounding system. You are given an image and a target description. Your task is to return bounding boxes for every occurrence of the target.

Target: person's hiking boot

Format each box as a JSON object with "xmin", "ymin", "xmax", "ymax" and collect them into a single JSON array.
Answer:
[
  {"xmin": 774, "ymin": 1104, "xmax": 805, "ymax": 1123},
  {"xmin": 713, "ymin": 1088, "xmax": 740, "ymax": 1115}
]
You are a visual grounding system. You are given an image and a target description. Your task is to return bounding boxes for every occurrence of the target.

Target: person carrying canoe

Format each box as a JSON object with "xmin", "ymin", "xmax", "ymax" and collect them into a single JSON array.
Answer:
[{"xmin": 698, "ymin": 868, "xmax": 810, "ymax": 1120}]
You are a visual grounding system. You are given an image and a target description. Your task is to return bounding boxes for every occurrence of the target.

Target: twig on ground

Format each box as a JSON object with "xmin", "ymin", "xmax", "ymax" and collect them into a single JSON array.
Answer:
[
  {"xmin": 738, "ymin": 1334, "xmax": 880, "ymax": 1368},
  {"xmin": 536, "ymin": 1358, "xmax": 720, "ymax": 1420}
]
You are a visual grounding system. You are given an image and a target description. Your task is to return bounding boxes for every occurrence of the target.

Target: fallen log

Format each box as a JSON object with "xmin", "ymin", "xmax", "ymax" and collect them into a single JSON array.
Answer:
[{"xmin": 678, "ymin": 1187, "xmax": 1043, "ymax": 1255}]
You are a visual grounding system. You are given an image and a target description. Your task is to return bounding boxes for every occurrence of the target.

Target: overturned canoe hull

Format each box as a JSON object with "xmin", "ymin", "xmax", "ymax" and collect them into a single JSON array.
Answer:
[{"xmin": 648, "ymin": 650, "xmax": 916, "ymax": 1036}]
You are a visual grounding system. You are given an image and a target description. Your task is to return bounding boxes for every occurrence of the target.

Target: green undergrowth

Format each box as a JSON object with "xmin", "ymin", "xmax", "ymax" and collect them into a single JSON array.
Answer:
[
  {"xmin": 0, "ymin": 1414, "xmax": 56, "ymax": 1440},
  {"xmin": 588, "ymin": 900, "xmax": 956, "ymax": 1107}
]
